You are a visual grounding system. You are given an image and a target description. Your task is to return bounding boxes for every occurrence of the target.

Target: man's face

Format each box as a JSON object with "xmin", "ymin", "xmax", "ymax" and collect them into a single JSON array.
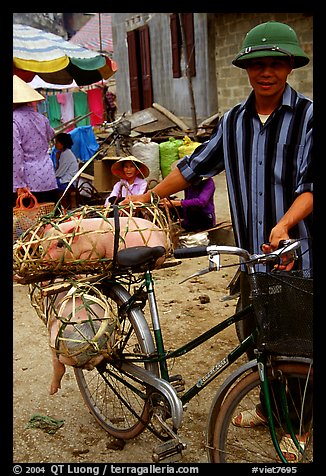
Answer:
[{"xmin": 245, "ymin": 57, "xmax": 293, "ymax": 99}]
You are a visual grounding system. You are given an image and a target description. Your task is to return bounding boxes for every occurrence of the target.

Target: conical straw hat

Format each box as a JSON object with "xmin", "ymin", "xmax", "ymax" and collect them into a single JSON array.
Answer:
[
  {"xmin": 13, "ymin": 75, "xmax": 45, "ymax": 103},
  {"xmin": 111, "ymin": 156, "xmax": 150, "ymax": 179}
]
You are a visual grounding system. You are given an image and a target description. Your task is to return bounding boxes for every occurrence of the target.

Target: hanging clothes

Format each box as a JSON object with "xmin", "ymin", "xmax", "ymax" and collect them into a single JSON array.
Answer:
[
  {"xmin": 36, "ymin": 95, "xmax": 47, "ymax": 115},
  {"xmin": 69, "ymin": 126, "xmax": 99, "ymax": 162},
  {"xmin": 86, "ymin": 88, "xmax": 105, "ymax": 126},
  {"xmin": 47, "ymin": 94, "xmax": 62, "ymax": 128},
  {"xmin": 57, "ymin": 92, "xmax": 74, "ymax": 126},
  {"xmin": 73, "ymin": 91, "xmax": 90, "ymax": 126}
]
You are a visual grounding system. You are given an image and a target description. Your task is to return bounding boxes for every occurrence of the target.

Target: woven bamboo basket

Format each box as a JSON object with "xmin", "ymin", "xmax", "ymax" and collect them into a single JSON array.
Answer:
[
  {"xmin": 29, "ymin": 280, "xmax": 121, "ymax": 367},
  {"xmin": 13, "ymin": 193, "xmax": 56, "ymax": 242},
  {"xmin": 13, "ymin": 201, "xmax": 174, "ymax": 284}
]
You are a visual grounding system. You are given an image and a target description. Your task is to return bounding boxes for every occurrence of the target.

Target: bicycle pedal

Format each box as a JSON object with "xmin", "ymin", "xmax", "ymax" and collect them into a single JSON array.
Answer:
[
  {"xmin": 152, "ymin": 439, "xmax": 187, "ymax": 463},
  {"xmin": 169, "ymin": 374, "xmax": 185, "ymax": 390}
]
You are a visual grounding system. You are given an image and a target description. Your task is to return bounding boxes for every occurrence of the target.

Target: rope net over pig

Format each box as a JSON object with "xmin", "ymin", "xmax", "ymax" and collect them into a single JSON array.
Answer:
[
  {"xmin": 13, "ymin": 201, "xmax": 174, "ymax": 283},
  {"xmin": 29, "ymin": 280, "xmax": 122, "ymax": 383}
]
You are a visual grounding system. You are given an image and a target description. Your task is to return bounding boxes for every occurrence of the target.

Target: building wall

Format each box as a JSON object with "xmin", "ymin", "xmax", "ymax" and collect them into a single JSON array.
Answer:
[
  {"xmin": 111, "ymin": 12, "xmax": 313, "ymax": 121},
  {"xmin": 214, "ymin": 13, "xmax": 313, "ymax": 115},
  {"xmin": 111, "ymin": 13, "xmax": 218, "ymax": 122},
  {"xmin": 13, "ymin": 13, "xmax": 95, "ymax": 39},
  {"xmin": 13, "ymin": 13, "xmax": 65, "ymax": 36}
]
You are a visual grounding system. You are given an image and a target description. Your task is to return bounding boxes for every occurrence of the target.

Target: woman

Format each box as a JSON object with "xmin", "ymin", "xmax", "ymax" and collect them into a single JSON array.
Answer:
[
  {"xmin": 104, "ymin": 156, "xmax": 149, "ymax": 207},
  {"xmin": 13, "ymin": 75, "xmax": 58, "ymax": 205},
  {"xmin": 54, "ymin": 132, "xmax": 79, "ymax": 192},
  {"xmin": 161, "ymin": 175, "xmax": 216, "ymax": 233}
]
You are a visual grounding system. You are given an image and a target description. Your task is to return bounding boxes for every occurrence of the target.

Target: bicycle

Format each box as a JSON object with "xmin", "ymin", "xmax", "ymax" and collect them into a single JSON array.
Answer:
[
  {"xmin": 68, "ymin": 238, "xmax": 312, "ymax": 463},
  {"xmin": 100, "ymin": 114, "xmax": 133, "ymax": 156}
]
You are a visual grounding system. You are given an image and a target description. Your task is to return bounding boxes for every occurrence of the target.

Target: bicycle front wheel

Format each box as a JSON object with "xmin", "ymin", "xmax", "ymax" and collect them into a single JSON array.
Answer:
[
  {"xmin": 74, "ymin": 282, "xmax": 159, "ymax": 440},
  {"xmin": 209, "ymin": 360, "xmax": 313, "ymax": 463}
]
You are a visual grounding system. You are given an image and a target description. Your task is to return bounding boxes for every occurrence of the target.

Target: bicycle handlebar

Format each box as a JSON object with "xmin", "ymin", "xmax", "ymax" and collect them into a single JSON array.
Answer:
[
  {"xmin": 174, "ymin": 239, "xmax": 302, "ymax": 273},
  {"xmin": 174, "ymin": 246, "xmax": 208, "ymax": 259}
]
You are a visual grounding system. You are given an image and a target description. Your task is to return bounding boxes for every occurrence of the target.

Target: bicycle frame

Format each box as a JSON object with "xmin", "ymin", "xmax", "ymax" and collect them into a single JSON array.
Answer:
[{"xmin": 110, "ymin": 269, "xmax": 257, "ymax": 404}]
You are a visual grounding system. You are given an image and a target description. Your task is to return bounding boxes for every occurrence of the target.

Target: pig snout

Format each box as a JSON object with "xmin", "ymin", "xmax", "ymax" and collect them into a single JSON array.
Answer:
[{"xmin": 43, "ymin": 237, "xmax": 73, "ymax": 261}]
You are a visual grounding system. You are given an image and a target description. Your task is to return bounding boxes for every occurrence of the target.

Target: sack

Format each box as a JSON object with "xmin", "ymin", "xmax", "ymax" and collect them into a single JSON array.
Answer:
[
  {"xmin": 159, "ymin": 137, "xmax": 183, "ymax": 178},
  {"xmin": 179, "ymin": 231, "xmax": 210, "ymax": 248},
  {"xmin": 13, "ymin": 193, "xmax": 55, "ymax": 241},
  {"xmin": 131, "ymin": 137, "xmax": 161, "ymax": 186},
  {"xmin": 178, "ymin": 135, "xmax": 202, "ymax": 159}
]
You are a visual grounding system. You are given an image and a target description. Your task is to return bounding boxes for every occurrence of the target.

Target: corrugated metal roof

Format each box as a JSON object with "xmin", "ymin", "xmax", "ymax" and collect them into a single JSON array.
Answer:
[{"xmin": 69, "ymin": 13, "xmax": 113, "ymax": 53}]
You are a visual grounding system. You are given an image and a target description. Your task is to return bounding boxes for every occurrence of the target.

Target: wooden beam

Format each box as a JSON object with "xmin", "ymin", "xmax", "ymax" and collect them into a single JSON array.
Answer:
[{"xmin": 152, "ymin": 103, "xmax": 190, "ymax": 132}]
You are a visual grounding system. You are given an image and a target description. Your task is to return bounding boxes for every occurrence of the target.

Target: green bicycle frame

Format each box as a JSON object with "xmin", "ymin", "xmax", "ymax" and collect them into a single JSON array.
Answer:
[{"xmin": 132, "ymin": 270, "xmax": 258, "ymax": 403}]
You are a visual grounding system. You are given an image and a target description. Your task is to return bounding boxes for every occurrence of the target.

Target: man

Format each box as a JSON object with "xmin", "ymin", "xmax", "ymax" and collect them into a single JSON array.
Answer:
[
  {"xmin": 122, "ymin": 21, "xmax": 313, "ymax": 461},
  {"xmin": 122, "ymin": 21, "xmax": 312, "ymax": 272}
]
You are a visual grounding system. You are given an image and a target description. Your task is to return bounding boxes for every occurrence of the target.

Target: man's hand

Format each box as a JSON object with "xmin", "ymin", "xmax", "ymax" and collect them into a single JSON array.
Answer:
[
  {"xmin": 262, "ymin": 241, "xmax": 295, "ymax": 271},
  {"xmin": 120, "ymin": 191, "xmax": 152, "ymax": 206}
]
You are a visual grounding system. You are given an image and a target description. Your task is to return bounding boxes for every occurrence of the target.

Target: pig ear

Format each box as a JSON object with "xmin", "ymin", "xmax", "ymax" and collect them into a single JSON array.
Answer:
[{"xmin": 66, "ymin": 225, "xmax": 80, "ymax": 243}]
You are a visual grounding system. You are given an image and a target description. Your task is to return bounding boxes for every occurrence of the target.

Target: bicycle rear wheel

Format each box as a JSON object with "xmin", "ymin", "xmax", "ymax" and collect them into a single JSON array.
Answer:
[
  {"xmin": 208, "ymin": 360, "xmax": 313, "ymax": 463},
  {"xmin": 74, "ymin": 282, "xmax": 159, "ymax": 440}
]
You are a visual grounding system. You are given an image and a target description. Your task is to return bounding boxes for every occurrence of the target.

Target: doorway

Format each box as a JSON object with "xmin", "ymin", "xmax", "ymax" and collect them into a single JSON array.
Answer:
[{"xmin": 127, "ymin": 25, "xmax": 153, "ymax": 112}]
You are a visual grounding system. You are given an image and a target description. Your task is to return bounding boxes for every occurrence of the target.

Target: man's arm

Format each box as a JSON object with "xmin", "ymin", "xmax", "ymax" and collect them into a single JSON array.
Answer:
[
  {"xmin": 120, "ymin": 168, "xmax": 190, "ymax": 205},
  {"xmin": 268, "ymin": 191, "xmax": 313, "ymax": 249},
  {"xmin": 261, "ymin": 191, "xmax": 313, "ymax": 270}
]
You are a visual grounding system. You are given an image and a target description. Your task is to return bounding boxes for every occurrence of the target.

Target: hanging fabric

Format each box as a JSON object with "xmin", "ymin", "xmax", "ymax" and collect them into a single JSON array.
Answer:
[
  {"xmin": 47, "ymin": 95, "xmax": 62, "ymax": 128},
  {"xmin": 73, "ymin": 91, "xmax": 90, "ymax": 126},
  {"xmin": 86, "ymin": 88, "xmax": 104, "ymax": 126},
  {"xmin": 57, "ymin": 92, "xmax": 74, "ymax": 127}
]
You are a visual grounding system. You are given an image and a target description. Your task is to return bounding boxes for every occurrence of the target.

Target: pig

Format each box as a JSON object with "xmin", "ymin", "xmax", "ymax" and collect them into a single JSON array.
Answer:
[
  {"xmin": 48, "ymin": 289, "xmax": 112, "ymax": 395},
  {"xmin": 41, "ymin": 217, "xmax": 169, "ymax": 266}
]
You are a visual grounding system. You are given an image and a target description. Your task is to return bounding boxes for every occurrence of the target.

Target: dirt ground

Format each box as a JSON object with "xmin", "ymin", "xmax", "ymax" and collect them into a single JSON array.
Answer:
[{"xmin": 13, "ymin": 172, "xmax": 247, "ymax": 464}]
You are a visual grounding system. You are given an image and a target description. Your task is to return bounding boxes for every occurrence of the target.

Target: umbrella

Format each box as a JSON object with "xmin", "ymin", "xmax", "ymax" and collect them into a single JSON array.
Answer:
[
  {"xmin": 69, "ymin": 13, "xmax": 113, "ymax": 53},
  {"xmin": 13, "ymin": 23, "xmax": 118, "ymax": 86},
  {"xmin": 28, "ymin": 75, "xmax": 78, "ymax": 90}
]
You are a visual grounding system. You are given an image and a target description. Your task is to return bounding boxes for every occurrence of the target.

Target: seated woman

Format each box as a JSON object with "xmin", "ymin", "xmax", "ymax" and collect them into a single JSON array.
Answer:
[
  {"xmin": 162, "ymin": 176, "xmax": 216, "ymax": 232},
  {"xmin": 54, "ymin": 132, "xmax": 79, "ymax": 208},
  {"xmin": 104, "ymin": 156, "xmax": 149, "ymax": 206}
]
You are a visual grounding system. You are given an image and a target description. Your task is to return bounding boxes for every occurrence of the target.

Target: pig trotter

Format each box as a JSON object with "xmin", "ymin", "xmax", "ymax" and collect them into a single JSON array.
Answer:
[{"xmin": 49, "ymin": 350, "xmax": 66, "ymax": 395}]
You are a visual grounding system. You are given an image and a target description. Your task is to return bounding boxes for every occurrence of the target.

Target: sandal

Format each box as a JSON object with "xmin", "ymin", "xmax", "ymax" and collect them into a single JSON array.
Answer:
[
  {"xmin": 232, "ymin": 407, "xmax": 268, "ymax": 428},
  {"xmin": 279, "ymin": 434, "xmax": 307, "ymax": 463}
]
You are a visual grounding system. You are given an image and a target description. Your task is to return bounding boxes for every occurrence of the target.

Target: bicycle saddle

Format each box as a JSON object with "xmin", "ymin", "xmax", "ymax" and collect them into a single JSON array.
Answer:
[{"xmin": 116, "ymin": 246, "xmax": 166, "ymax": 268}]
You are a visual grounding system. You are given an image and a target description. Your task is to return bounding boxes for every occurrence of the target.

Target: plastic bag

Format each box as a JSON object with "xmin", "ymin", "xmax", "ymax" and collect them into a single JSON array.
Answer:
[
  {"xmin": 179, "ymin": 232, "xmax": 210, "ymax": 248},
  {"xmin": 159, "ymin": 137, "xmax": 183, "ymax": 178},
  {"xmin": 178, "ymin": 135, "xmax": 202, "ymax": 159}
]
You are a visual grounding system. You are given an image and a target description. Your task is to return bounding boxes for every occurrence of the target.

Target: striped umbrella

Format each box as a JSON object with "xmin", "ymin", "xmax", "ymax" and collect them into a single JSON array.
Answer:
[
  {"xmin": 13, "ymin": 23, "xmax": 117, "ymax": 86},
  {"xmin": 69, "ymin": 13, "xmax": 113, "ymax": 53}
]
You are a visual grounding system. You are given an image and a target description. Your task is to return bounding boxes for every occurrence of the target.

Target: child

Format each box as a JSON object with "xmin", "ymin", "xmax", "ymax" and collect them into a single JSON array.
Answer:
[{"xmin": 104, "ymin": 156, "xmax": 149, "ymax": 206}]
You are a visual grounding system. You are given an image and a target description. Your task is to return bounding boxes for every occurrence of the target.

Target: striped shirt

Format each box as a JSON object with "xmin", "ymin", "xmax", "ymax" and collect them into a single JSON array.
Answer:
[{"xmin": 178, "ymin": 84, "xmax": 313, "ymax": 272}]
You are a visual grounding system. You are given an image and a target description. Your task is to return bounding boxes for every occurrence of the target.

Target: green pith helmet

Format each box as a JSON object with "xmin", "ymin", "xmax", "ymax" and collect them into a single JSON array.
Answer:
[{"xmin": 232, "ymin": 21, "xmax": 310, "ymax": 69}]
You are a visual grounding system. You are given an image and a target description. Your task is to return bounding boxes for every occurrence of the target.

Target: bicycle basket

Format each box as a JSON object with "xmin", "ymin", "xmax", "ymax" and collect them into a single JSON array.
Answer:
[{"xmin": 249, "ymin": 272, "xmax": 313, "ymax": 357}]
